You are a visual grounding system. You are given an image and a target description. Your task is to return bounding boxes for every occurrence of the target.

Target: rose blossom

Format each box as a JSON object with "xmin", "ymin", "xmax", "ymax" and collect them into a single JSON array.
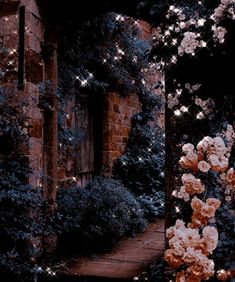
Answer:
[
  {"xmin": 201, "ymin": 204, "xmax": 216, "ymax": 218},
  {"xmin": 191, "ymin": 196, "xmax": 203, "ymax": 212},
  {"xmin": 206, "ymin": 198, "xmax": 221, "ymax": 209},
  {"xmin": 198, "ymin": 161, "xmax": 211, "ymax": 173}
]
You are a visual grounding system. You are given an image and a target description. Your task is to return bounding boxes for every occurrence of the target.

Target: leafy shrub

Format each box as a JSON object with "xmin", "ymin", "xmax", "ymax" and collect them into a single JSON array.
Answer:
[
  {"xmin": 113, "ymin": 123, "xmax": 165, "ymax": 195},
  {"xmin": 56, "ymin": 177, "xmax": 147, "ymax": 255},
  {"xmin": 0, "ymin": 47, "xmax": 52, "ymax": 281},
  {"xmin": 0, "ymin": 186, "xmax": 50, "ymax": 281},
  {"xmin": 137, "ymin": 191, "xmax": 165, "ymax": 221}
]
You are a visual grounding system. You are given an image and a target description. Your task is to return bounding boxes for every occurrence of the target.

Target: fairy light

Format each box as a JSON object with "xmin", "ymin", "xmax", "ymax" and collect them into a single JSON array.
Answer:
[
  {"xmin": 201, "ymin": 41, "xmax": 207, "ymax": 47},
  {"xmin": 176, "ymin": 89, "xmax": 183, "ymax": 95},
  {"xmin": 115, "ymin": 14, "xmax": 125, "ymax": 22},
  {"xmin": 172, "ymin": 38, "xmax": 177, "ymax": 45},
  {"xmin": 197, "ymin": 19, "xmax": 206, "ymax": 26},
  {"xmin": 80, "ymin": 79, "xmax": 88, "ymax": 87},
  {"xmin": 197, "ymin": 112, "xmax": 204, "ymax": 119},
  {"xmin": 132, "ymin": 56, "xmax": 138, "ymax": 63},
  {"xmin": 175, "ymin": 206, "xmax": 180, "ymax": 213},
  {"xmin": 171, "ymin": 55, "xmax": 177, "ymax": 63},
  {"xmin": 174, "ymin": 109, "xmax": 181, "ymax": 116},
  {"xmin": 181, "ymin": 106, "xmax": 188, "ymax": 112},
  {"xmin": 133, "ymin": 277, "xmax": 139, "ymax": 281},
  {"xmin": 88, "ymin": 72, "xmax": 94, "ymax": 78}
]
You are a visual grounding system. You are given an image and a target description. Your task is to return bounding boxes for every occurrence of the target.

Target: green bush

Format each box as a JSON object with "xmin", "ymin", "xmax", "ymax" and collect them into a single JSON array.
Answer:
[{"xmin": 56, "ymin": 177, "xmax": 147, "ymax": 255}]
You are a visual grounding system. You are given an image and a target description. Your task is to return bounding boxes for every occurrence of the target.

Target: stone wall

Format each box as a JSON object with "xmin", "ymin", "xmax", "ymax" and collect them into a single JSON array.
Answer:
[
  {"xmin": 102, "ymin": 92, "xmax": 141, "ymax": 174},
  {"xmin": 1, "ymin": 2, "xmax": 164, "ymax": 196},
  {"xmin": 0, "ymin": 0, "xmax": 58, "ymax": 210},
  {"xmin": 0, "ymin": 0, "xmax": 45, "ymax": 188}
]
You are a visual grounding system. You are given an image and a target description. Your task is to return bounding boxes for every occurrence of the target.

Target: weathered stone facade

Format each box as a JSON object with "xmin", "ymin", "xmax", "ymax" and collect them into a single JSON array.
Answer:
[
  {"xmin": 0, "ymin": 0, "xmax": 58, "ymax": 212},
  {"xmin": 0, "ymin": 0, "xmax": 164, "ymax": 203},
  {"xmin": 102, "ymin": 92, "xmax": 141, "ymax": 174}
]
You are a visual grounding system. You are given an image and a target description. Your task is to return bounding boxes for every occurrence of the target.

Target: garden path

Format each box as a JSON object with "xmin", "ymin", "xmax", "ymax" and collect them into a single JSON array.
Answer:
[{"xmin": 59, "ymin": 219, "xmax": 165, "ymax": 280}]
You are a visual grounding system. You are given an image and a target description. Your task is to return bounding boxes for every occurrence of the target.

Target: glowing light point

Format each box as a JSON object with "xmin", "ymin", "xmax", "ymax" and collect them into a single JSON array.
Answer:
[
  {"xmin": 197, "ymin": 112, "xmax": 204, "ymax": 119},
  {"xmin": 181, "ymin": 106, "xmax": 188, "ymax": 112},
  {"xmin": 174, "ymin": 109, "xmax": 181, "ymax": 116},
  {"xmin": 115, "ymin": 14, "xmax": 125, "ymax": 22},
  {"xmin": 175, "ymin": 206, "xmax": 180, "ymax": 213},
  {"xmin": 198, "ymin": 19, "xmax": 206, "ymax": 26},
  {"xmin": 81, "ymin": 79, "xmax": 88, "ymax": 87},
  {"xmin": 201, "ymin": 41, "xmax": 207, "ymax": 47},
  {"xmin": 176, "ymin": 89, "xmax": 182, "ymax": 95}
]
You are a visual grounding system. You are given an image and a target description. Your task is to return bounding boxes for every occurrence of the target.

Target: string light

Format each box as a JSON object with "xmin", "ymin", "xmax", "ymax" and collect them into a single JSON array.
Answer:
[
  {"xmin": 180, "ymin": 106, "xmax": 188, "ymax": 112},
  {"xmin": 80, "ymin": 79, "xmax": 88, "ymax": 87},
  {"xmin": 88, "ymin": 72, "xmax": 94, "ymax": 78},
  {"xmin": 196, "ymin": 112, "xmax": 204, "ymax": 119},
  {"xmin": 174, "ymin": 109, "xmax": 181, "ymax": 116},
  {"xmin": 176, "ymin": 89, "xmax": 183, "ymax": 95},
  {"xmin": 175, "ymin": 206, "xmax": 180, "ymax": 213},
  {"xmin": 201, "ymin": 41, "xmax": 207, "ymax": 47},
  {"xmin": 197, "ymin": 18, "xmax": 206, "ymax": 26},
  {"xmin": 115, "ymin": 14, "xmax": 125, "ymax": 22}
]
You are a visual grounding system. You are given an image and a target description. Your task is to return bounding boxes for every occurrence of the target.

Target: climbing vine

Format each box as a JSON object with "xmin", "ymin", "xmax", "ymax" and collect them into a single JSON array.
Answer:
[{"xmin": 58, "ymin": 12, "xmax": 165, "ymax": 202}]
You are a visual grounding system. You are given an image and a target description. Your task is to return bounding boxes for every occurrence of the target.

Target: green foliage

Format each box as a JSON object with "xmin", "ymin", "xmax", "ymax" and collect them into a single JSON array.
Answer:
[
  {"xmin": 0, "ymin": 47, "xmax": 50, "ymax": 280},
  {"xmin": 56, "ymin": 177, "xmax": 147, "ymax": 255},
  {"xmin": 58, "ymin": 13, "xmax": 165, "ymax": 199},
  {"xmin": 113, "ymin": 122, "xmax": 165, "ymax": 195},
  {"xmin": 137, "ymin": 191, "xmax": 165, "ymax": 221}
]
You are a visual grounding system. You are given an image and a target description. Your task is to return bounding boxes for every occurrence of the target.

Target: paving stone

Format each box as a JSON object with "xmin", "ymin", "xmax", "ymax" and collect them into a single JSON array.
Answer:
[{"xmin": 63, "ymin": 220, "xmax": 165, "ymax": 279}]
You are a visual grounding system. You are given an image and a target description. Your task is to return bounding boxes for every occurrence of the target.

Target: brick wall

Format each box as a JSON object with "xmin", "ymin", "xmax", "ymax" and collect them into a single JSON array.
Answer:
[
  {"xmin": 0, "ymin": 1, "xmax": 58, "ymax": 210},
  {"xmin": 1, "ymin": 2, "xmax": 164, "ymax": 196},
  {"xmin": 102, "ymin": 92, "xmax": 141, "ymax": 174},
  {"xmin": 0, "ymin": 0, "xmax": 45, "ymax": 189}
]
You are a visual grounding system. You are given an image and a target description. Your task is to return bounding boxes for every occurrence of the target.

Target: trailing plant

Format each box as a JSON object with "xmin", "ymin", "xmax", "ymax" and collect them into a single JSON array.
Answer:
[
  {"xmin": 137, "ymin": 191, "xmax": 165, "ymax": 221},
  {"xmin": 55, "ymin": 177, "xmax": 147, "ymax": 255},
  {"xmin": 58, "ymin": 12, "xmax": 165, "ymax": 199},
  {"xmin": 0, "ymin": 47, "xmax": 51, "ymax": 281}
]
